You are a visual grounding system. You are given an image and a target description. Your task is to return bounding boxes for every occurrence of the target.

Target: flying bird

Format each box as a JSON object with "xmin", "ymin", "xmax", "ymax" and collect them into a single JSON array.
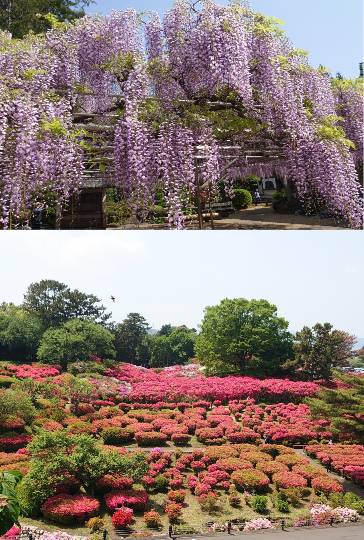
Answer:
[{"xmin": 111, "ymin": 296, "xmax": 116, "ymax": 303}]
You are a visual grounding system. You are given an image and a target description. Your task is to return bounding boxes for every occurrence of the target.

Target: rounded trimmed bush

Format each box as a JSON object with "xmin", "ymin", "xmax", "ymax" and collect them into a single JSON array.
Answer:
[
  {"xmin": 105, "ymin": 489, "xmax": 149, "ymax": 512},
  {"xmin": 135, "ymin": 431, "xmax": 168, "ymax": 446},
  {"xmin": 95, "ymin": 474, "xmax": 133, "ymax": 493},
  {"xmin": 171, "ymin": 433, "xmax": 191, "ymax": 446},
  {"xmin": 233, "ymin": 189, "xmax": 253, "ymax": 210},
  {"xmin": 144, "ymin": 510, "xmax": 162, "ymax": 528},
  {"xmin": 41, "ymin": 493, "xmax": 100, "ymax": 525},
  {"xmin": 312, "ymin": 476, "xmax": 344, "ymax": 496},
  {"xmin": 112, "ymin": 507, "xmax": 134, "ymax": 528},
  {"xmin": 273, "ymin": 472, "xmax": 307, "ymax": 490},
  {"xmin": 231, "ymin": 469, "xmax": 270, "ymax": 493}
]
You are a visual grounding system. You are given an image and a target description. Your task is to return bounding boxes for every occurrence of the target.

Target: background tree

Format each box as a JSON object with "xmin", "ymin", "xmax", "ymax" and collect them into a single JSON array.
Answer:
[
  {"xmin": 114, "ymin": 313, "xmax": 150, "ymax": 365},
  {"xmin": 293, "ymin": 323, "xmax": 356, "ymax": 380},
  {"xmin": 0, "ymin": 0, "xmax": 92, "ymax": 38},
  {"xmin": 148, "ymin": 326, "xmax": 197, "ymax": 368},
  {"xmin": 37, "ymin": 319, "xmax": 115, "ymax": 368},
  {"xmin": 0, "ymin": 303, "xmax": 43, "ymax": 362},
  {"xmin": 23, "ymin": 280, "xmax": 110, "ymax": 329},
  {"xmin": 195, "ymin": 298, "xmax": 293, "ymax": 376},
  {"xmin": 350, "ymin": 347, "xmax": 364, "ymax": 369},
  {"xmin": 305, "ymin": 373, "xmax": 364, "ymax": 443}
]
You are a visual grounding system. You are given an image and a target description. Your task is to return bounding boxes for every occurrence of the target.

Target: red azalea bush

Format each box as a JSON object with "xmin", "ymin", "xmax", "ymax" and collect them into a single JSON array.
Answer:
[
  {"xmin": 144, "ymin": 510, "xmax": 162, "ymax": 528},
  {"xmin": 215, "ymin": 458, "xmax": 253, "ymax": 472},
  {"xmin": 227, "ymin": 428, "xmax": 260, "ymax": 443},
  {"xmin": 135, "ymin": 431, "xmax": 168, "ymax": 446},
  {"xmin": 276, "ymin": 454, "xmax": 310, "ymax": 469},
  {"xmin": 0, "ymin": 417, "xmax": 25, "ymax": 432},
  {"xmin": 292, "ymin": 464, "xmax": 325, "ymax": 482},
  {"xmin": 4, "ymin": 525, "xmax": 21, "ymax": 538},
  {"xmin": 311, "ymin": 476, "xmax": 344, "ymax": 495},
  {"xmin": 164, "ymin": 502, "xmax": 183, "ymax": 523},
  {"xmin": 41, "ymin": 493, "xmax": 100, "ymax": 524},
  {"xmin": 196, "ymin": 427, "xmax": 225, "ymax": 445},
  {"xmin": 0, "ymin": 434, "xmax": 32, "ymax": 452},
  {"xmin": 112, "ymin": 507, "xmax": 134, "ymax": 528},
  {"xmin": 273, "ymin": 472, "xmax": 308, "ymax": 489},
  {"xmin": 256, "ymin": 461, "xmax": 289, "ymax": 479},
  {"xmin": 96, "ymin": 474, "xmax": 133, "ymax": 492},
  {"xmin": 231, "ymin": 469, "xmax": 270, "ymax": 492},
  {"xmin": 167, "ymin": 489, "xmax": 186, "ymax": 503},
  {"xmin": 105, "ymin": 489, "xmax": 149, "ymax": 512},
  {"xmin": 171, "ymin": 433, "xmax": 191, "ymax": 445},
  {"xmin": 7, "ymin": 364, "xmax": 60, "ymax": 380},
  {"xmin": 240, "ymin": 451, "xmax": 272, "ymax": 465}
]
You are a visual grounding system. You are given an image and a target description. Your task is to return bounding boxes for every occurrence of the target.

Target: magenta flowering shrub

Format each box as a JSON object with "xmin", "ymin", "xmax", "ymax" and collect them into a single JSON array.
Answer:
[
  {"xmin": 7, "ymin": 364, "xmax": 60, "ymax": 380},
  {"xmin": 41, "ymin": 494, "xmax": 100, "ymax": 524},
  {"xmin": 0, "ymin": 434, "xmax": 32, "ymax": 452},
  {"xmin": 95, "ymin": 474, "xmax": 133, "ymax": 493},
  {"xmin": 104, "ymin": 489, "xmax": 149, "ymax": 512},
  {"xmin": 273, "ymin": 471, "xmax": 308, "ymax": 489},
  {"xmin": 135, "ymin": 431, "xmax": 168, "ymax": 446},
  {"xmin": 311, "ymin": 476, "xmax": 343, "ymax": 495},
  {"xmin": 112, "ymin": 507, "xmax": 134, "ymax": 528}
]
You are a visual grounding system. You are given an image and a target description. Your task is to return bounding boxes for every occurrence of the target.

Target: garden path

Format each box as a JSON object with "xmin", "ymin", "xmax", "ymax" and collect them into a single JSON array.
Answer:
[
  {"xmin": 115, "ymin": 206, "xmax": 342, "ymax": 230},
  {"xmin": 211, "ymin": 207, "xmax": 342, "ymax": 230},
  {"xmin": 189, "ymin": 522, "xmax": 364, "ymax": 539}
]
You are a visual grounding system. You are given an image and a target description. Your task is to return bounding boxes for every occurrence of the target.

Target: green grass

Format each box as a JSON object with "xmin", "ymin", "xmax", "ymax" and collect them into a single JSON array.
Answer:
[{"xmin": 21, "ymin": 486, "xmax": 318, "ymax": 538}]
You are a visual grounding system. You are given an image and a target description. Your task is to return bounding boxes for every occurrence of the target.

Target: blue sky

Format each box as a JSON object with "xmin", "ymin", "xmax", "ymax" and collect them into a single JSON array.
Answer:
[
  {"xmin": 0, "ymin": 231, "xmax": 363, "ymax": 337},
  {"xmin": 87, "ymin": 0, "xmax": 363, "ymax": 79}
]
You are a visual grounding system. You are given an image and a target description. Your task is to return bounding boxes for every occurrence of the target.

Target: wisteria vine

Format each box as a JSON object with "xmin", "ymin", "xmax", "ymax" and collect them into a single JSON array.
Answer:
[{"xmin": 0, "ymin": 0, "xmax": 362, "ymax": 228}]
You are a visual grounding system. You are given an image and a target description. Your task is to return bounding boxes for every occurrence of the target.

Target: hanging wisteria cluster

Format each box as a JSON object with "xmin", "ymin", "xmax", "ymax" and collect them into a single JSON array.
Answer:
[
  {"xmin": 0, "ymin": 0, "xmax": 363, "ymax": 228},
  {"xmin": 0, "ymin": 10, "xmax": 142, "ymax": 227}
]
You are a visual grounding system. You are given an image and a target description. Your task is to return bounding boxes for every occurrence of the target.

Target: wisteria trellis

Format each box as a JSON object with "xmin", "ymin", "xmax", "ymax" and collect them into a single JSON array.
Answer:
[{"xmin": 0, "ymin": 0, "xmax": 363, "ymax": 228}]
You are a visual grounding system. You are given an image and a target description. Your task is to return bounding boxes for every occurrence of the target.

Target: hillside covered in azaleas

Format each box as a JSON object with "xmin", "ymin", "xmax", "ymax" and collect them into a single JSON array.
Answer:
[
  {"xmin": 0, "ymin": 1, "xmax": 363, "ymax": 229},
  {"xmin": 0, "ymin": 359, "xmax": 363, "ymax": 539}
]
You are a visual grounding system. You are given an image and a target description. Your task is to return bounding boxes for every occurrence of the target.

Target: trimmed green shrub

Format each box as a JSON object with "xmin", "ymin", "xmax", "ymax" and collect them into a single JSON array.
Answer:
[
  {"xmin": 232, "ymin": 189, "xmax": 252, "ymax": 210},
  {"xmin": 251, "ymin": 495, "xmax": 268, "ymax": 513}
]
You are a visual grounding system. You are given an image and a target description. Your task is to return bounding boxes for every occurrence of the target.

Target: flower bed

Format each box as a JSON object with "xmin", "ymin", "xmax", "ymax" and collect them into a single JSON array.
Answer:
[{"xmin": 108, "ymin": 364, "xmax": 320, "ymax": 403}]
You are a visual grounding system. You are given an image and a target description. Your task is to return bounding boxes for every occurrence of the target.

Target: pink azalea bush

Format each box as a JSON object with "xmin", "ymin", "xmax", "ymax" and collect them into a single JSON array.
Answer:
[
  {"xmin": 41, "ymin": 493, "xmax": 100, "ymax": 524},
  {"xmin": 7, "ymin": 364, "xmax": 60, "ymax": 380},
  {"xmin": 244, "ymin": 518, "xmax": 274, "ymax": 531},
  {"xmin": 104, "ymin": 489, "xmax": 149, "ymax": 512}
]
